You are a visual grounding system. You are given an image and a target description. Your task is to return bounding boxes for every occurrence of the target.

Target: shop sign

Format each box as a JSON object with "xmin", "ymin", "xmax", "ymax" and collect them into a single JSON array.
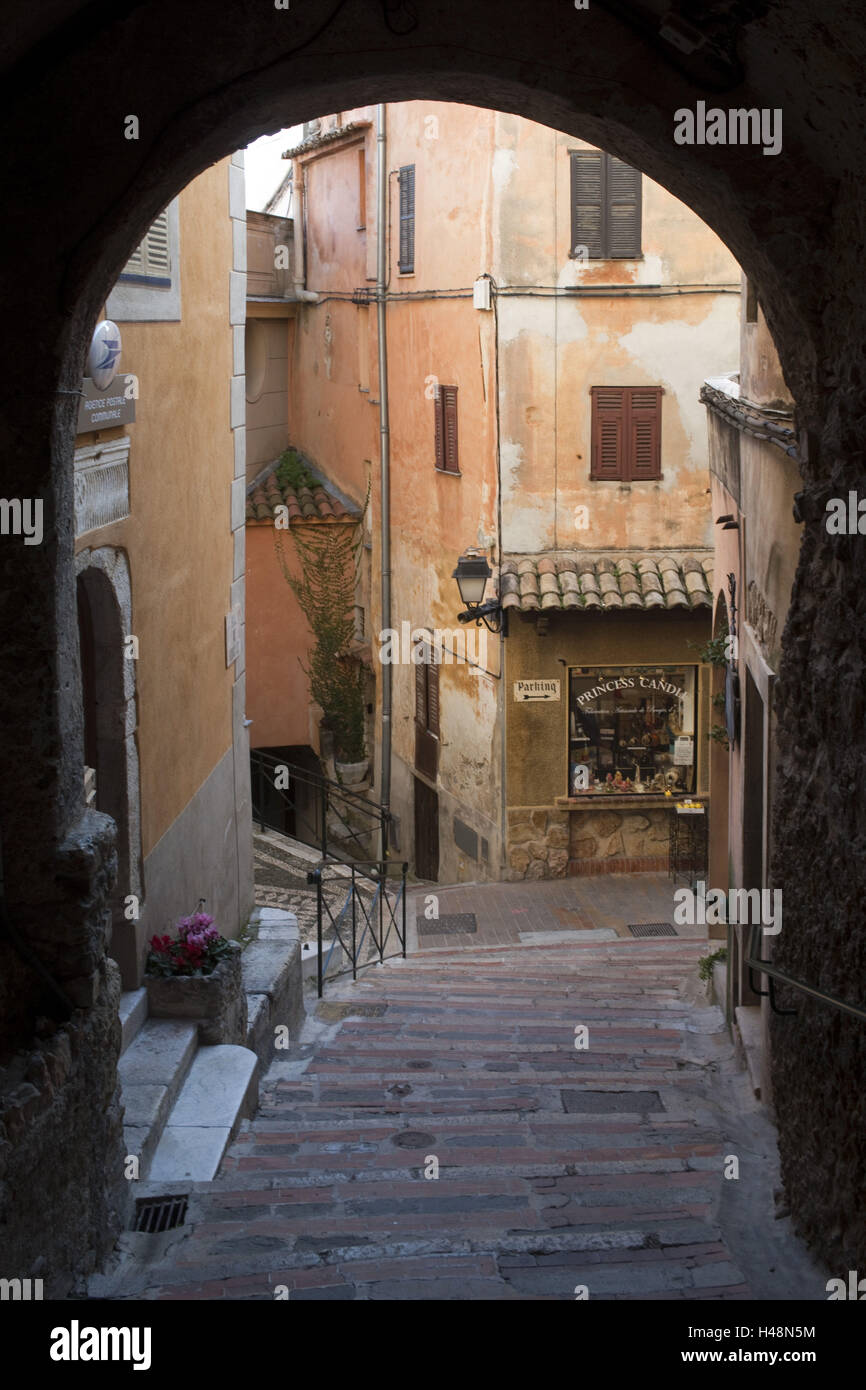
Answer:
[{"xmin": 514, "ymin": 679, "xmax": 560, "ymax": 702}]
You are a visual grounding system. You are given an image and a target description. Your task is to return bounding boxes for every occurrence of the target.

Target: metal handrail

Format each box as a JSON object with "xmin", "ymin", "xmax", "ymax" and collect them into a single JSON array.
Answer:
[
  {"xmin": 308, "ymin": 859, "xmax": 408, "ymax": 995},
  {"xmin": 745, "ymin": 924, "xmax": 866, "ymax": 1022},
  {"xmin": 250, "ymin": 750, "xmax": 390, "ymax": 862}
]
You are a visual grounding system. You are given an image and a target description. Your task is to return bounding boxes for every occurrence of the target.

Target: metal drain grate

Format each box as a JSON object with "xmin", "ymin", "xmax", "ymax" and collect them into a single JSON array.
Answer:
[
  {"xmin": 627, "ymin": 922, "xmax": 677, "ymax": 938},
  {"xmin": 418, "ymin": 912, "xmax": 477, "ymax": 936},
  {"xmin": 133, "ymin": 1194, "xmax": 188, "ymax": 1234}
]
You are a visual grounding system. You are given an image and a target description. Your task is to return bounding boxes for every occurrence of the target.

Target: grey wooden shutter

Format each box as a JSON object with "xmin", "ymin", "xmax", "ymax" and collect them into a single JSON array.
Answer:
[
  {"xmin": 570, "ymin": 152, "xmax": 604, "ymax": 259},
  {"xmin": 606, "ymin": 157, "xmax": 642, "ymax": 258},
  {"xmin": 590, "ymin": 387, "xmax": 626, "ymax": 480},
  {"xmin": 122, "ymin": 209, "xmax": 171, "ymax": 283},
  {"xmin": 627, "ymin": 387, "xmax": 662, "ymax": 480},
  {"xmin": 399, "ymin": 164, "xmax": 415, "ymax": 273}
]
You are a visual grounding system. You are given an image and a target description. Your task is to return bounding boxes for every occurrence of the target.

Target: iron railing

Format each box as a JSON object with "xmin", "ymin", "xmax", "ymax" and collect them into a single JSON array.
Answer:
[
  {"xmin": 744, "ymin": 923, "xmax": 866, "ymax": 1022},
  {"xmin": 250, "ymin": 750, "xmax": 390, "ymax": 863},
  {"xmin": 308, "ymin": 859, "xmax": 408, "ymax": 996}
]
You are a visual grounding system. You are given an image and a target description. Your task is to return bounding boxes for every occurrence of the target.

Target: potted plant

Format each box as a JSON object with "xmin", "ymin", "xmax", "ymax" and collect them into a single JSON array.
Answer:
[{"xmin": 144, "ymin": 902, "xmax": 247, "ymax": 1045}]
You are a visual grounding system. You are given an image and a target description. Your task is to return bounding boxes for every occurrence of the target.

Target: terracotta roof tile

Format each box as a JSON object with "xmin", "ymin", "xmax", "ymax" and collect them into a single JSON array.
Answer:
[
  {"xmin": 246, "ymin": 465, "xmax": 360, "ymax": 524},
  {"xmin": 499, "ymin": 551, "xmax": 714, "ymax": 613}
]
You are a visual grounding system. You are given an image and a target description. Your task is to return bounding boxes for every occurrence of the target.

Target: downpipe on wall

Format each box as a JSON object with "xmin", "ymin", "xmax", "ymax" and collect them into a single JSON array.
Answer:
[{"xmin": 377, "ymin": 103, "xmax": 392, "ymax": 857}]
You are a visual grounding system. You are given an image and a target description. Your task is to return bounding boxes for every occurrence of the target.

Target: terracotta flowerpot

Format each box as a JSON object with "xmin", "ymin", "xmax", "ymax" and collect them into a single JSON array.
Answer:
[{"xmin": 144, "ymin": 941, "xmax": 247, "ymax": 1045}]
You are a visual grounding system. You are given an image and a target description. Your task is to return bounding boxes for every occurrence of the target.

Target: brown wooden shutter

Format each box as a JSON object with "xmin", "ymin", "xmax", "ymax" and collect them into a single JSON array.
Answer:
[
  {"xmin": 606, "ymin": 158, "xmax": 642, "ymax": 258},
  {"xmin": 442, "ymin": 385, "xmax": 458, "ymax": 472},
  {"xmin": 590, "ymin": 387, "xmax": 626, "ymax": 480},
  {"xmin": 398, "ymin": 164, "xmax": 415, "ymax": 273},
  {"xmin": 627, "ymin": 387, "xmax": 662, "ymax": 480},
  {"xmin": 414, "ymin": 649, "xmax": 427, "ymax": 727},
  {"xmin": 570, "ymin": 151, "xmax": 605, "ymax": 259},
  {"xmin": 426, "ymin": 663, "xmax": 440, "ymax": 736},
  {"xmin": 434, "ymin": 387, "xmax": 444, "ymax": 470}
]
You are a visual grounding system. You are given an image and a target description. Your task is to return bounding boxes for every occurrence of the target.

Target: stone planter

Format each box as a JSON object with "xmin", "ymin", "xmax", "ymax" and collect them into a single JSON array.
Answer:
[
  {"xmin": 144, "ymin": 941, "xmax": 247, "ymax": 1045},
  {"xmin": 336, "ymin": 758, "xmax": 368, "ymax": 785}
]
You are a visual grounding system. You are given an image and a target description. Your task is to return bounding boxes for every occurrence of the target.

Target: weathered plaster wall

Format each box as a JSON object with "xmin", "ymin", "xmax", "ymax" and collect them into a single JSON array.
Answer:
[{"xmin": 493, "ymin": 118, "xmax": 740, "ymax": 558}]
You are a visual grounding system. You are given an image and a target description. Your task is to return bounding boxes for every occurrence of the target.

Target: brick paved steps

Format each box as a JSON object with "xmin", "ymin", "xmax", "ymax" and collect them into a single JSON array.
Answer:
[{"xmin": 104, "ymin": 935, "xmax": 759, "ymax": 1300}]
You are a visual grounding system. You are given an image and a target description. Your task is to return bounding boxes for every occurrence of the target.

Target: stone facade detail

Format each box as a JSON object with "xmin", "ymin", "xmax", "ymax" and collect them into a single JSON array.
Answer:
[
  {"xmin": 506, "ymin": 807, "xmax": 570, "ymax": 880},
  {"xmin": 73, "ymin": 437, "xmax": 131, "ymax": 535}
]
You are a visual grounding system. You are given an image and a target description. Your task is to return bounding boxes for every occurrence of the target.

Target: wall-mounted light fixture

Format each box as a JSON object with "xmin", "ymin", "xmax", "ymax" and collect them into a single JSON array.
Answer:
[{"xmin": 452, "ymin": 551, "xmax": 506, "ymax": 634}]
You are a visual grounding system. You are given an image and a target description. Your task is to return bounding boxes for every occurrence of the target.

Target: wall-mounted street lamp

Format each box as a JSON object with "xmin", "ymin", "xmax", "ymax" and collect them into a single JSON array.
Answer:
[{"xmin": 452, "ymin": 551, "xmax": 506, "ymax": 634}]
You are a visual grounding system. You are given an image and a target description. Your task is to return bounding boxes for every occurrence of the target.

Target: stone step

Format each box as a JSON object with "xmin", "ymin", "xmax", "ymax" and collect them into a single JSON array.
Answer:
[
  {"xmin": 148, "ymin": 1045, "xmax": 259, "ymax": 1184},
  {"xmin": 118, "ymin": 1019, "xmax": 198, "ymax": 1178},
  {"xmin": 118, "ymin": 987, "xmax": 148, "ymax": 1054}
]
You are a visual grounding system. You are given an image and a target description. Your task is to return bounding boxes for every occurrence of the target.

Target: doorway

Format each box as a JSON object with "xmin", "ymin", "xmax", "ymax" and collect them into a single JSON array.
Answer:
[{"xmin": 414, "ymin": 776, "xmax": 439, "ymax": 881}]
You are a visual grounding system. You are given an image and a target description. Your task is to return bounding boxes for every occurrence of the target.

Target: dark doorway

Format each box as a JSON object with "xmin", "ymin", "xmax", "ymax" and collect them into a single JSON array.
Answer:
[
  {"xmin": 739, "ymin": 667, "xmax": 766, "ymax": 1005},
  {"xmin": 414, "ymin": 776, "xmax": 439, "ymax": 881},
  {"xmin": 76, "ymin": 568, "xmax": 135, "ymax": 984}
]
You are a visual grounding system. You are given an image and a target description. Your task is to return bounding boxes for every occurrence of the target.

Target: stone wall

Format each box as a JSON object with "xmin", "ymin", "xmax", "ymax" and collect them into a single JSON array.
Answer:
[
  {"xmin": 568, "ymin": 802, "xmax": 672, "ymax": 875},
  {"xmin": 506, "ymin": 806, "xmax": 569, "ymax": 879},
  {"xmin": 0, "ymin": 963, "xmax": 128, "ymax": 1298}
]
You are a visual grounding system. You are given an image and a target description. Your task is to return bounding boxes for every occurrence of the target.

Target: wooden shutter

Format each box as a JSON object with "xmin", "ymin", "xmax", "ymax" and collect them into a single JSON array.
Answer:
[
  {"xmin": 570, "ymin": 151, "xmax": 605, "ymax": 259},
  {"xmin": 398, "ymin": 164, "xmax": 415, "ymax": 273},
  {"xmin": 606, "ymin": 158, "xmax": 642, "ymax": 258},
  {"xmin": 590, "ymin": 387, "xmax": 626, "ymax": 480},
  {"xmin": 121, "ymin": 208, "xmax": 171, "ymax": 283},
  {"xmin": 627, "ymin": 387, "xmax": 662, "ymax": 480},
  {"xmin": 442, "ymin": 385, "xmax": 458, "ymax": 472},
  {"xmin": 426, "ymin": 663, "xmax": 440, "ymax": 737},
  {"xmin": 414, "ymin": 649, "xmax": 427, "ymax": 727},
  {"xmin": 433, "ymin": 387, "xmax": 444, "ymax": 470}
]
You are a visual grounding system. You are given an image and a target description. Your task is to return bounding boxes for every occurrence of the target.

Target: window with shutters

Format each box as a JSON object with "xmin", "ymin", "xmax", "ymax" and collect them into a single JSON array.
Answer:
[
  {"xmin": 398, "ymin": 164, "xmax": 415, "ymax": 274},
  {"xmin": 414, "ymin": 640, "xmax": 440, "ymax": 779},
  {"xmin": 434, "ymin": 385, "xmax": 459, "ymax": 473},
  {"xmin": 570, "ymin": 151, "xmax": 642, "ymax": 260},
  {"xmin": 590, "ymin": 386, "xmax": 663, "ymax": 481},
  {"xmin": 107, "ymin": 197, "xmax": 181, "ymax": 322},
  {"xmin": 119, "ymin": 209, "xmax": 172, "ymax": 287}
]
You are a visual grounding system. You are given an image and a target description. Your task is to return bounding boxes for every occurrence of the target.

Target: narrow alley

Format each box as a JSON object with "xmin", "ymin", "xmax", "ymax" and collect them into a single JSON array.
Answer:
[{"xmin": 97, "ymin": 882, "xmax": 820, "ymax": 1302}]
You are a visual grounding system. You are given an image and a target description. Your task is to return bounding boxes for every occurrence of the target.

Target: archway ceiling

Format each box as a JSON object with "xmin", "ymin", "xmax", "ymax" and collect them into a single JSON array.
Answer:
[{"xmin": 2, "ymin": 0, "xmax": 864, "ymax": 425}]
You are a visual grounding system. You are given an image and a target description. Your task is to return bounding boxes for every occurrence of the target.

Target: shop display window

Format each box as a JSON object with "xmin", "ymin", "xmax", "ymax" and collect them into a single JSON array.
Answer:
[{"xmin": 568, "ymin": 665, "xmax": 698, "ymax": 795}]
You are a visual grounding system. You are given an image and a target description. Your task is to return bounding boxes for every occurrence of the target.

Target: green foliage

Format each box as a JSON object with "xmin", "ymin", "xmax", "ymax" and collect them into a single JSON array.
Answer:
[
  {"xmin": 694, "ymin": 621, "xmax": 729, "ymax": 667},
  {"xmin": 698, "ymin": 946, "xmax": 727, "ymax": 982},
  {"xmin": 275, "ymin": 447, "xmax": 315, "ymax": 494},
  {"xmin": 708, "ymin": 724, "xmax": 731, "ymax": 751},
  {"xmin": 274, "ymin": 487, "xmax": 368, "ymax": 765}
]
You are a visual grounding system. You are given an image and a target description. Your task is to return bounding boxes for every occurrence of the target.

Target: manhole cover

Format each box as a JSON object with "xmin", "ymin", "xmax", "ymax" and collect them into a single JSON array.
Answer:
[
  {"xmin": 316, "ymin": 1002, "xmax": 388, "ymax": 1021},
  {"xmin": 133, "ymin": 1194, "xmax": 188, "ymax": 1233},
  {"xmin": 391, "ymin": 1130, "xmax": 436, "ymax": 1149},
  {"xmin": 418, "ymin": 912, "xmax": 477, "ymax": 936},
  {"xmin": 561, "ymin": 1090, "xmax": 663, "ymax": 1114},
  {"xmin": 627, "ymin": 922, "xmax": 677, "ymax": 937}
]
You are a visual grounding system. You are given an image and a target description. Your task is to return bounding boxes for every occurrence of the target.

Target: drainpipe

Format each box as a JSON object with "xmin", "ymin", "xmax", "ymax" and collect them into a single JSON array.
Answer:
[
  {"xmin": 376, "ymin": 103, "xmax": 392, "ymax": 856},
  {"xmin": 291, "ymin": 163, "xmax": 320, "ymax": 303}
]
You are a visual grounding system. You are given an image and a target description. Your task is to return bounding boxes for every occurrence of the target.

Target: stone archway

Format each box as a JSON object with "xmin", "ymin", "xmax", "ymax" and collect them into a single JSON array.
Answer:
[{"xmin": 2, "ymin": 0, "xmax": 866, "ymax": 1279}]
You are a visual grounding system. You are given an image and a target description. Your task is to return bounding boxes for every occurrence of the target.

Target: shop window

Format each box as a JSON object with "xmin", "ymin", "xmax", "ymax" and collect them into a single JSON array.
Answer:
[{"xmin": 568, "ymin": 665, "xmax": 698, "ymax": 795}]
